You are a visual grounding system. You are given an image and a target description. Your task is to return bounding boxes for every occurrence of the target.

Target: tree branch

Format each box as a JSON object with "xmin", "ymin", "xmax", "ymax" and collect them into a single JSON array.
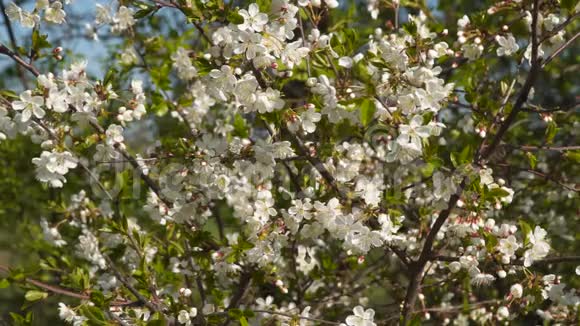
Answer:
[
  {"xmin": 252, "ymin": 310, "xmax": 341, "ymax": 325},
  {"xmin": 539, "ymin": 11, "xmax": 580, "ymax": 44},
  {"xmin": 0, "ymin": 0, "xmax": 29, "ymax": 88},
  {"xmin": 492, "ymin": 162, "xmax": 578, "ymax": 192},
  {"xmin": 0, "ymin": 264, "xmax": 138, "ymax": 307},
  {"xmin": 432, "ymin": 255, "xmax": 580, "ymax": 266},
  {"xmin": 541, "ymin": 31, "xmax": 580, "ymax": 68},
  {"xmin": 0, "ymin": 42, "xmax": 41, "ymax": 77},
  {"xmin": 507, "ymin": 144, "xmax": 580, "ymax": 152},
  {"xmin": 222, "ymin": 271, "xmax": 252, "ymax": 326},
  {"xmin": 400, "ymin": 1, "xmax": 542, "ymax": 322},
  {"xmin": 104, "ymin": 256, "xmax": 164, "ymax": 314}
]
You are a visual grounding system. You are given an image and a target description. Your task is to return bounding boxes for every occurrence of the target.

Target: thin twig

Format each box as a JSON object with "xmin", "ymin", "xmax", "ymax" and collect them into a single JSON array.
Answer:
[
  {"xmin": 492, "ymin": 162, "xmax": 578, "ymax": 192},
  {"xmin": 104, "ymin": 256, "xmax": 164, "ymax": 313},
  {"xmin": 0, "ymin": 264, "xmax": 138, "ymax": 307},
  {"xmin": 541, "ymin": 31, "xmax": 580, "ymax": 68},
  {"xmin": 425, "ymin": 300, "xmax": 500, "ymax": 313},
  {"xmin": 509, "ymin": 145, "xmax": 580, "ymax": 152},
  {"xmin": 0, "ymin": 45, "xmax": 168, "ymax": 207},
  {"xmin": 539, "ymin": 11, "xmax": 580, "ymax": 44},
  {"xmin": 400, "ymin": 2, "xmax": 543, "ymax": 322},
  {"xmin": 432, "ymin": 255, "xmax": 580, "ymax": 266},
  {"xmin": 297, "ymin": 14, "xmax": 312, "ymax": 77},
  {"xmin": 0, "ymin": 42, "xmax": 41, "ymax": 76},
  {"xmin": 222, "ymin": 271, "xmax": 252, "ymax": 326},
  {"xmin": 253, "ymin": 309, "xmax": 341, "ymax": 325},
  {"xmin": 0, "ymin": 0, "xmax": 29, "ymax": 88},
  {"xmin": 521, "ymin": 101, "xmax": 579, "ymax": 113}
]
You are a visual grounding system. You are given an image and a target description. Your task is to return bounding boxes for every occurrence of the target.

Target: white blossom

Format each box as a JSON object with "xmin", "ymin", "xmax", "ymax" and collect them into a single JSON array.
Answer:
[
  {"xmin": 177, "ymin": 308, "xmax": 197, "ymax": 326},
  {"xmin": 301, "ymin": 107, "xmax": 321, "ymax": 133},
  {"xmin": 172, "ymin": 47, "xmax": 198, "ymax": 80},
  {"xmin": 5, "ymin": 2, "xmax": 39, "ymax": 28},
  {"xmin": 523, "ymin": 226, "xmax": 550, "ymax": 267},
  {"xmin": 496, "ymin": 34, "xmax": 519, "ymax": 56},
  {"xmin": 40, "ymin": 218, "xmax": 67, "ymax": 247},
  {"xmin": 44, "ymin": 1, "xmax": 66, "ymax": 24},
  {"xmin": 345, "ymin": 306, "xmax": 376, "ymax": 326},
  {"xmin": 510, "ymin": 283, "xmax": 523, "ymax": 299},
  {"xmin": 106, "ymin": 124, "xmax": 124, "ymax": 145},
  {"xmin": 238, "ymin": 4, "xmax": 268, "ymax": 32},
  {"xmin": 11, "ymin": 90, "xmax": 45, "ymax": 122},
  {"xmin": 112, "ymin": 6, "xmax": 134, "ymax": 32}
]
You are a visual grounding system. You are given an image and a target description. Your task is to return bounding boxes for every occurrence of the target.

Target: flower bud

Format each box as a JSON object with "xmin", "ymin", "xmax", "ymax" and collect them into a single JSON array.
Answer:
[
  {"xmin": 179, "ymin": 288, "xmax": 192, "ymax": 297},
  {"xmin": 510, "ymin": 283, "xmax": 523, "ymax": 298},
  {"xmin": 496, "ymin": 306, "xmax": 509, "ymax": 320},
  {"xmin": 306, "ymin": 77, "xmax": 317, "ymax": 87}
]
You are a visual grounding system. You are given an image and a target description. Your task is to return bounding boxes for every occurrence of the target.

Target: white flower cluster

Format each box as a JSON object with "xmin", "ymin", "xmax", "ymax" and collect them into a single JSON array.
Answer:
[
  {"xmin": 32, "ymin": 150, "xmax": 77, "ymax": 187},
  {"xmin": 5, "ymin": 1, "xmax": 66, "ymax": 28}
]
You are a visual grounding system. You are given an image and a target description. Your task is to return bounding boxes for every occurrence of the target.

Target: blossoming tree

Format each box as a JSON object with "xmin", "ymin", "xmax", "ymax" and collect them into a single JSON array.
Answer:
[{"xmin": 0, "ymin": 0, "xmax": 579, "ymax": 325}]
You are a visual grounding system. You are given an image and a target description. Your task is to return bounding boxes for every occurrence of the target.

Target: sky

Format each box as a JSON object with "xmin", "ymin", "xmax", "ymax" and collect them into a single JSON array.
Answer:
[
  {"xmin": 1, "ymin": 0, "xmax": 443, "ymax": 77},
  {"xmin": 0, "ymin": 0, "xmax": 113, "ymax": 77}
]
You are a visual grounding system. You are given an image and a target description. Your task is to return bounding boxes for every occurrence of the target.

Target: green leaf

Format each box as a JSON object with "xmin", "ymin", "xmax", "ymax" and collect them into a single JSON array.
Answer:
[
  {"xmin": 147, "ymin": 320, "xmax": 167, "ymax": 326},
  {"xmin": 564, "ymin": 151, "xmax": 580, "ymax": 163},
  {"xmin": 488, "ymin": 187, "xmax": 510, "ymax": 198},
  {"xmin": 103, "ymin": 67, "xmax": 118, "ymax": 86},
  {"xmin": 233, "ymin": 114, "xmax": 249, "ymax": 138},
  {"xmin": 10, "ymin": 312, "xmax": 31, "ymax": 326},
  {"xmin": 135, "ymin": 6, "xmax": 157, "ymax": 19},
  {"xmin": 545, "ymin": 121, "xmax": 558, "ymax": 144},
  {"xmin": 450, "ymin": 152, "xmax": 459, "ymax": 168},
  {"xmin": 228, "ymin": 308, "xmax": 243, "ymax": 319},
  {"xmin": 239, "ymin": 316, "xmax": 249, "ymax": 326},
  {"xmin": 406, "ymin": 314, "xmax": 422, "ymax": 326},
  {"xmin": 526, "ymin": 152, "xmax": 537, "ymax": 169},
  {"xmin": 0, "ymin": 89, "xmax": 19, "ymax": 99},
  {"xmin": 484, "ymin": 232, "xmax": 498, "ymax": 252},
  {"xmin": 459, "ymin": 144, "xmax": 473, "ymax": 164},
  {"xmin": 402, "ymin": 20, "xmax": 417, "ymax": 36},
  {"xmin": 420, "ymin": 162, "xmax": 436, "ymax": 178},
  {"xmin": 31, "ymin": 30, "xmax": 51, "ymax": 52},
  {"xmin": 24, "ymin": 290, "xmax": 48, "ymax": 302},
  {"xmin": 90, "ymin": 290, "xmax": 106, "ymax": 308},
  {"xmin": 359, "ymin": 99, "xmax": 376, "ymax": 127},
  {"xmin": 0, "ymin": 278, "xmax": 10, "ymax": 289},
  {"xmin": 519, "ymin": 220, "xmax": 533, "ymax": 246},
  {"xmin": 150, "ymin": 63, "xmax": 172, "ymax": 90},
  {"xmin": 79, "ymin": 305, "xmax": 107, "ymax": 325},
  {"xmin": 227, "ymin": 11, "xmax": 244, "ymax": 24},
  {"xmin": 561, "ymin": 0, "xmax": 577, "ymax": 11}
]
